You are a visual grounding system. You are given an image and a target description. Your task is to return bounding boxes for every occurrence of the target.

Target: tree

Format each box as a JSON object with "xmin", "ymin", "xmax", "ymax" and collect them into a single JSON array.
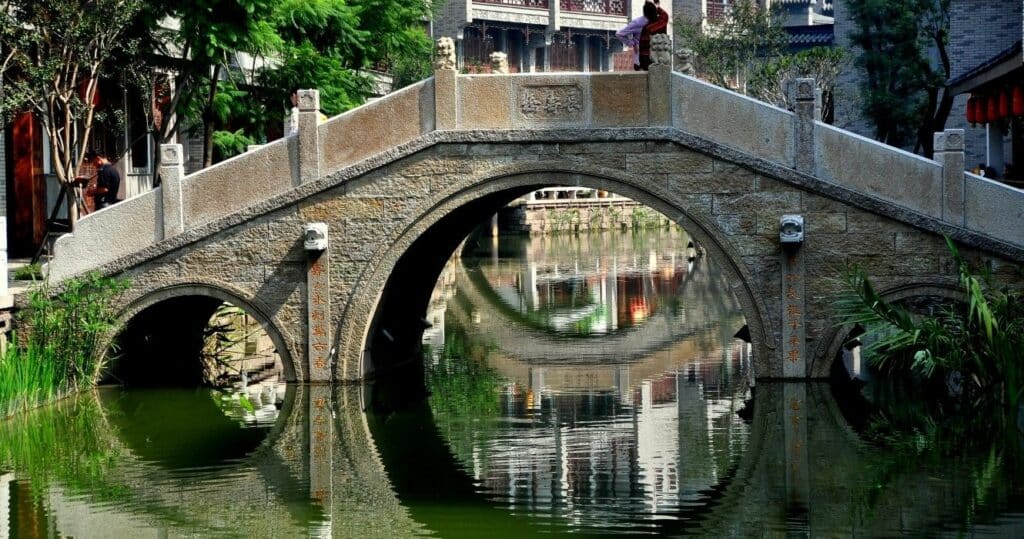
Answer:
[
  {"xmin": 749, "ymin": 47, "xmax": 847, "ymax": 123},
  {"xmin": 0, "ymin": 0, "xmax": 146, "ymax": 228},
  {"xmin": 675, "ymin": 0, "xmax": 789, "ymax": 95},
  {"xmin": 675, "ymin": 1, "xmax": 844, "ymax": 123},
  {"xmin": 847, "ymin": 0, "xmax": 951, "ymax": 156}
]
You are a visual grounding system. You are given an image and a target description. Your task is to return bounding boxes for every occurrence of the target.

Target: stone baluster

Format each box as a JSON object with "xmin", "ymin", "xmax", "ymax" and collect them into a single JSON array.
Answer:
[
  {"xmin": 434, "ymin": 37, "xmax": 457, "ymax": 130},
  {"xmin": 159, "ymin": 143, "xmax": 185, "ymax": 238},
  {"xmin": 297, "ymin": 89, "xmax": 322, "ymax": 185},
  {"xmin": 648, "ymin": 34, "xmax": 673, "ymax": 126},
  {"xmin": 934, "ymin": 129, "xmax": 966, "ymax": 226},
  {"xmin": 792, "ymin": 78, "xmax": 820, "ymax": 175}
]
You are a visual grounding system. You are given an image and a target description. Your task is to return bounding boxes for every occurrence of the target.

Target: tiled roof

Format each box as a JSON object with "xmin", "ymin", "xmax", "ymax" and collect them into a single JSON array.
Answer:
[{"xmin": 947, "ymin": 40, "xmax": 1022, "ymax": 89}]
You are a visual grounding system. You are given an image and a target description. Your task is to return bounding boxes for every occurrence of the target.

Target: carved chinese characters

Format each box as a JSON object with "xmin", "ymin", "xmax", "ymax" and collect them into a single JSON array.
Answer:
[{"xmin": 518, "ymin": 84, "xmax": 583, "ymax": 122}]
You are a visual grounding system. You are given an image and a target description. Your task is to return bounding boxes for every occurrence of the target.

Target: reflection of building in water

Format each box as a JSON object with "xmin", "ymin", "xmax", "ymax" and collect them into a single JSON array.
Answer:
[
  {"xmin": 425, "ymin": 228, "xmax": 752, "ymax": 526},
  {"xmin": 461, "ymin": 338, "xmax": 750, "ymax": 524},
  {"xmin": 423, "ymin": 258, "xmax": 460, "ymax": 358},
  {"xmin": 474, "ymin": 228, "xmax": 708, "ymax": 335}
]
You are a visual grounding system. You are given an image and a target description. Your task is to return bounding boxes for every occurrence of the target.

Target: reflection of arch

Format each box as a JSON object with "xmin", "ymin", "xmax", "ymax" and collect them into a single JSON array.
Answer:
[
  {"xmin": 114, "ymin": 279, "xmax": 298, "ymax": 383},
  {"xmin": 452, "ymin": 256, "xmax": 743, "ymax": 364},
  {"xmin": 810, "ymin": 280, "xmax": 963, "ymax": 378},
  {"xmin": 335, "ymin": 160, "xmax": 774, "ymax": 380}
]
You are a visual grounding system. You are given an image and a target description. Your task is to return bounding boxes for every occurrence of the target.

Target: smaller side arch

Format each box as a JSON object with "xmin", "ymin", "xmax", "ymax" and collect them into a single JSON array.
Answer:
[
  {"xmin": 811, "ymin": 279, "xmax": 964, "ymax": 379},
  {"xmin": 113, "ymin": 279, "xmax": 300, "ymax": 383}
]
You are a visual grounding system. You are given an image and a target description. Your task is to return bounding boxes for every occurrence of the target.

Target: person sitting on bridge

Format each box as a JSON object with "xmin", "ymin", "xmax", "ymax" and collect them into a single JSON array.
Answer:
[{"xmin": 83, "ymin": 149, "xmax": 121, "ymax": 210}]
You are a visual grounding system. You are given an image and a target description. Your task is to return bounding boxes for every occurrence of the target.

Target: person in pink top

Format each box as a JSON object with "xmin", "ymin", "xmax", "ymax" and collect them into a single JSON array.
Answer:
[{"xmin": 616, "ymin": 1, "xmax": 663, "ymax": 70}]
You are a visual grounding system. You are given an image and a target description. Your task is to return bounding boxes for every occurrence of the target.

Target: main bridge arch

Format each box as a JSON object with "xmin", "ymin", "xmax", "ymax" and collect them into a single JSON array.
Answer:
[{"xmin": 334, "ymin": 154, "xmax": 775, "ymax": 382}]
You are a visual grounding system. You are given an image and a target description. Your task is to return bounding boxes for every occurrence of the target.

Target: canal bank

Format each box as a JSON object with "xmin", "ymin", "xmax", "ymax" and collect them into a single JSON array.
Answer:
[{"xmin": 499, "ymin": 188, "xmax": 675, "ymax": 235}]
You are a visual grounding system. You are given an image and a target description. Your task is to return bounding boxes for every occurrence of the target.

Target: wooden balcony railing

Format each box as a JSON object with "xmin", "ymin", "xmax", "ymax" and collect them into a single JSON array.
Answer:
[
  {"xmin": 559, "ymin": 0, "xmax": 626, "ymax": 16},
  {"xmin": 706, "ymin": 1, "xmax": 729, "ymax": 22},
  {"xmin": 474, "ymin": 0, "xmax": 549, "ymax": 9}
]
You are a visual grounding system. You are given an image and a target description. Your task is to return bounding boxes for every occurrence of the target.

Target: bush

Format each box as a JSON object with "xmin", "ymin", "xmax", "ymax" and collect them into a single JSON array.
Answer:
[
  {"xmin": 836, "ymin": 237, "xmax": 1024, "ymax": 424},
  {"xmin": 0, "ymin": 272, "xmax": 128, "ymax": 416}
]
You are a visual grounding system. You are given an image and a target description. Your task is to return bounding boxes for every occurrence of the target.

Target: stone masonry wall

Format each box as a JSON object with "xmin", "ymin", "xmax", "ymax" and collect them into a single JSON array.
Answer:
[{"xmin": 109, "ymin": 141, "xmax": 1024, "ymax": 383}]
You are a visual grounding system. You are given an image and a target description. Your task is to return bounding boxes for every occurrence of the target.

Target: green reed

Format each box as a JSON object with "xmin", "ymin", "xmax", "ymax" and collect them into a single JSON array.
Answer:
[{"xmin": 0, "ymin": 272, "xmax": 127, "ymax": 417}]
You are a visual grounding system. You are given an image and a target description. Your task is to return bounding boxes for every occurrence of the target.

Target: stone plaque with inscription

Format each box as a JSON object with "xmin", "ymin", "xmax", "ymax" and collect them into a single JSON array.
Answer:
[{"xmin": 518, "ymin": 84, "xmax": 584, "ymax": 122}]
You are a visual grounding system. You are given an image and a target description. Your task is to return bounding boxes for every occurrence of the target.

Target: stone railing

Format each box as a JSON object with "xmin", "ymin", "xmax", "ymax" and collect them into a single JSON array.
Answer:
[
  {"xmin": 46, "ymin": 36, "xmax": 1024, "ymax": 281},
  {"xmin": 559, "ymin": 0, "xmax": 626, "ymax": 16}
]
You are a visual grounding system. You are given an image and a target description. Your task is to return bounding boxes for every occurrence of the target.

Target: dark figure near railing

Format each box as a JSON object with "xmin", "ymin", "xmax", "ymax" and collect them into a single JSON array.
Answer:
[{"xmin": 84, "ymin": 149, "xmax": 122, "ymax": 211}]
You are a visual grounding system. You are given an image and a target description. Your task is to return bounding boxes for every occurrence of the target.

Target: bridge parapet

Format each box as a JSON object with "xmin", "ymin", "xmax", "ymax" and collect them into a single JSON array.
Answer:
[{"xmin": 46, "ymin": 52, "xmax": 1024, "ymax": 282}]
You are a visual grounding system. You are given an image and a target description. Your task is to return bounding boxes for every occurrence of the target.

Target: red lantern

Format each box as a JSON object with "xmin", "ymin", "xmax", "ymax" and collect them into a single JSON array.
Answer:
[
  {"xmin": 1013, "ymin": 86, "xmax": 1024, "ymax": 116},
  {"xmin": 988, "ymin": 94, "xmax": 1000, "ymax": 121},
  {"xmin": 999, "ymin": 89, "xmax": 1010, "ymax": 118},
  {"xmin": 976, "ymin": 94, "xmax": 988, "ymax": 124},
  {"xmin": 967, "ymin": 95, "xmax": 978, "ymax": 124}
]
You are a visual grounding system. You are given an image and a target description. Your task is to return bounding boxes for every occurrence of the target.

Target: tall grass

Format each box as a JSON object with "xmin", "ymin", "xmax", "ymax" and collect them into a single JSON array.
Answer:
[{"xmin": 0, "ymin": 272, "xmax": 127, "ymax": 417}]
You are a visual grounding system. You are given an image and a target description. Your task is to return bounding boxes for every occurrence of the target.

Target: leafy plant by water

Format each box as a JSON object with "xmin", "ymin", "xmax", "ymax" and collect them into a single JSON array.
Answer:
[
  {"xmin": 835, "ymin": 240, "xmax": 1024, "ymax": 530},
  {"xmin": 835, "ymin": 237, "xmax": 1024, "ymax": 422},
  {"xmin": 0, "ymin": 272, "xmax": 128, "ymax": 417}
]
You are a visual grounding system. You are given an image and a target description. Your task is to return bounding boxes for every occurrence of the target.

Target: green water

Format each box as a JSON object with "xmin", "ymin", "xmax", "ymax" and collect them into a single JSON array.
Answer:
[{"xmin": 2, "ymin": 229, "xmax": 1023, "ymax": 537}]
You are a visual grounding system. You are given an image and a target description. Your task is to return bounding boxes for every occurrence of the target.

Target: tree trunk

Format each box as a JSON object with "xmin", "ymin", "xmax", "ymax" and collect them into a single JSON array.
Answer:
[
  {"xmin": 66, "ymin": 183, "xmax": 79, "ymax": 229},
  {"xmin": 201, "ymin": 65, "xmax": 222, "ymax": 169}
]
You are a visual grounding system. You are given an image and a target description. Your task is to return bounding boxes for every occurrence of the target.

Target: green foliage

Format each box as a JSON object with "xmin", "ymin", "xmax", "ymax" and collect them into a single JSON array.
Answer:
[
  {"xmin": 749, "ymin": 47, "xmax": 847, "ymax": 122},
  {"xmin": 674, "ymin": 0, "xmax": 789, "ymax": 94},
  {"xmin": 426, "ymin": 330, "xmax": 504, "ymax": 419},
  {"xmin": 0, "ymin": 0, "xmax": 147, "ymax": 226},
  {"xmin": 0, "ymin": 272, "xmax": 128, "ymax": 416},
  {"xmin": 835, "ymin": 237, "xmax": 1024, "ymax": 419},
  {"xmin": 0, "ymin": 392, "xmax": 126, "ymax": 500},
  {"xmin": 846, "ymin": 0, "xmax": 951, "ymax": 150},
  {"xmin": 13, "ymin": 263, "xmax": 43, "ymax": 281},
  {"xmin": 211, "ymin": 129, "xmax": 257, "ymax": 162}
]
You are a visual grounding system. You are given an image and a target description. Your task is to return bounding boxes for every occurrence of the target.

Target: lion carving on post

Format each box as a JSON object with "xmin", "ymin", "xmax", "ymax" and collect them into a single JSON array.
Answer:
[
  {"xmin": 434, "ymin": 37, "xmax": 456, "ymax": 71},
  {"xmin": 490, "ymin": 51, "xmax": 509, "ymax": 74},
  {"xmin": 675, "ymin": 48, "xmax": 695, "ymax": 76},
  {"xmin": 650, "ymin": 34, "xmax": 672, "ymax": 67}
]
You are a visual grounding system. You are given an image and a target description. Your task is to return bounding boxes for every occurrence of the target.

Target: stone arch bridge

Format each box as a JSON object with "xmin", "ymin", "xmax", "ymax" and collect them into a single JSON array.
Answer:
[{"xmin": 47, "ymin": 59, "xmax": 1024, "ymax": 383}]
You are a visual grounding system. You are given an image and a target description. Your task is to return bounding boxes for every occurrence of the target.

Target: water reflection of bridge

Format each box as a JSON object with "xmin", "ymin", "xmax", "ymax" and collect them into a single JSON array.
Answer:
[
  {"xmin": 428, "ymin": 244, "xmax": 746, "ymax": 365},
  {"xmin": 3, "ymin": 383, "xmax": 1023, "ymax": 535}
]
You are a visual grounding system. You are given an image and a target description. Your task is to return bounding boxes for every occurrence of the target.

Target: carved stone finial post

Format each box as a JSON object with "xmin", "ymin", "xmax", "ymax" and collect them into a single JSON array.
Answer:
[
  {"xmin": 434, "ymin": 37, "xmax": 457, "ymax": 130},
  {"xmin": 159, "ymin": 143, "xmax": 185, "ymax": 238},
  {"xmin": 434, "ymin": 37, "xmax": 457, "ymax": 71},
  {"xmin": 675, "ymin": 48, "xmax": 695, "ymax": 76},
  {"xmin": 650, "ymin": 34, "xmax": 672, "ymax": 67},
  {"xmin": 791, "ymin": 78, "xmax": 819, "ymax": 174},
  {"xmin": 934, "ymin": 129, "xmax": 966, "ymax": 225},
  {"xmin": 297, "ymin": 89, "xmax": 322, "ymax": 184},
  {"xmin": 648, "ymin": 34, "xmax": 672, "ymax": 126},
  {"xmin": 490, "ymin": 51, "xmax": 509, "ymax": 74}
]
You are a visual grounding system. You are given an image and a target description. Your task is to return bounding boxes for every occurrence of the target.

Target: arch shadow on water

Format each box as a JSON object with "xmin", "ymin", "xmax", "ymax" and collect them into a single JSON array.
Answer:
[{"xmin": 363, "ymin": 193, "xmax": 758, "ymax": 535}]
